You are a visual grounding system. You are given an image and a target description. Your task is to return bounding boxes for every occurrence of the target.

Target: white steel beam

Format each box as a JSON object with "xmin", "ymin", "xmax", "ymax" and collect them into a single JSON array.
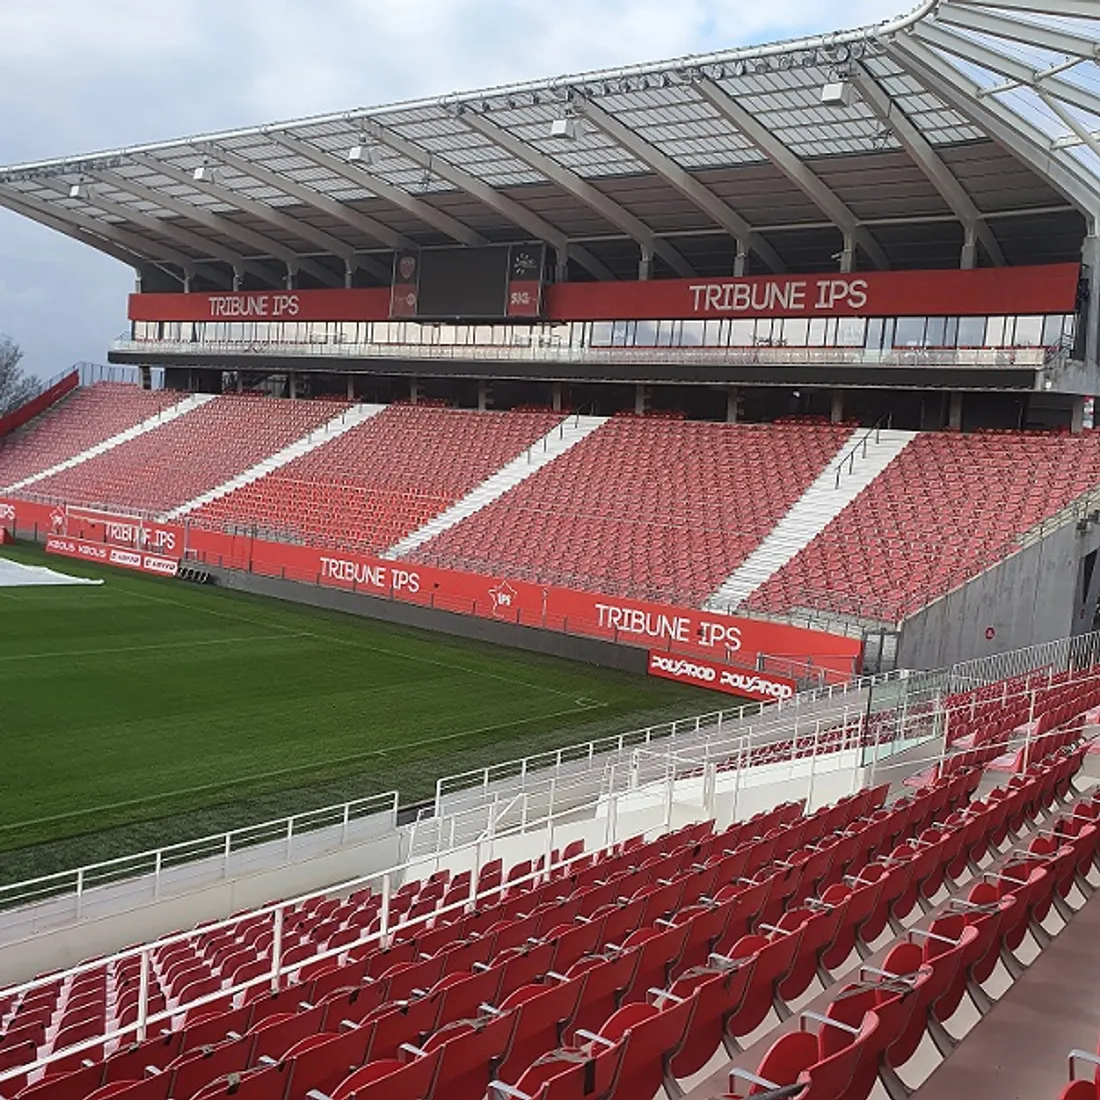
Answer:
[
  {"xmin": 911, "ymin": 20, "xmax": 1100, "ymax": 121},
  {"xmin": 885, "ymin": 32, "xmax": 1100, "ymax": 213},
  {"xmin": 935, "ymin": 3, "xmax": 1100, "ymax": 60},
  {"xmin": 130, "ymin": 152, "xmax": 370, "ymax": 283},
  {"xmin": 266, "ymin": 130, "xmax": 488, "ymax": 247},
  {"xmin": 851, "ymin": 64, "xmax": 1005, "ymax": 266},
  {"xmin": 102, "ymin": 166, "xmax": 341, "ymax": 286},
  {"xmin": 0, "ymin": 190, "xmax": 173, "ymax": 281},
  {"xmin": 695, "ymin": 78, "xmax": 891, "ymax": 270},
  {"xmin": 462, "ymin": 110, "xmax": 694, "ymax": 277},
  {"xmin": 361, "ymin": 119, "xmax": 613, "ymax": 280},
  {"xmin": 573, "ymin": 94, "xmax": 786, "ymax": 272},
  {"xmin": 949, "ymin": 0, "xmax": 1100, "ymax": 19},
  {"xmin": 0, "ymin": 185, "xmax": 212, "ymax": 281},
  {"xmin": 199, "ymin": 141, "xmax": 414, "ymax": 253},
  {"xmin": 77, "ymin": 176, "xmax": 278, "ymax": 286}
]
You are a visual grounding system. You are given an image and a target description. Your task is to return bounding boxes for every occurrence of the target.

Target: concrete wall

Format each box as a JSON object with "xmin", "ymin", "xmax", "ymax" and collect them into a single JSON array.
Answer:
[
  {"xmin": 212, "ymin": 567, "xmax": 648, "ymax": 674},
  {"xmin": 0, "ymin": 829, "xmax": 403, "ymax": 986},
  {"xmin": 897, "ymin": 518, "xmax": 1100, "ymax": 670}
]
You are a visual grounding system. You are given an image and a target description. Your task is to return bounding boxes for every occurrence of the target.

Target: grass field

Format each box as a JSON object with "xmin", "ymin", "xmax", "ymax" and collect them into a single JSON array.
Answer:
[{"xmin": 0, "ymin": 542, "xmax": 711, "ymax": 883}]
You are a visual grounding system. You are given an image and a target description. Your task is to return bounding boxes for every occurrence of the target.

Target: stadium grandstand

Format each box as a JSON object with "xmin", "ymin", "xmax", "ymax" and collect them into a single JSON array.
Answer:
[{"xmin": 2, "ymin": 1, "xmax": 1100, "ymax": 1099}]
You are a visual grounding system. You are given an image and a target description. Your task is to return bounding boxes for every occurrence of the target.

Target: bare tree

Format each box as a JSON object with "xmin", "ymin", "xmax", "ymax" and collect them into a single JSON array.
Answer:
[{"xmin": 0, "ymin": 335, "xmax": 37, "ymax": 417}]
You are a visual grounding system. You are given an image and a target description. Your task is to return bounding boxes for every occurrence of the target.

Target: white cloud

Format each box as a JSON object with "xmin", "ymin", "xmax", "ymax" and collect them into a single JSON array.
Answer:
[{"xmin": 0, "ymin": 0, "xmax": 904, "ymax": 377}]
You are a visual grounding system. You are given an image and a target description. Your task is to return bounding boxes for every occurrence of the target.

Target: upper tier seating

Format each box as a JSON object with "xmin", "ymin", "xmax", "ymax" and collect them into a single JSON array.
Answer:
[
  {"xmin": 0, "ymin": 385, "xmax": 181, "ymax": 490},
  {"xmin": 747, "ymin": 430, "xmax": 1100, "ymax": 624},
  {"xmin": 408, "ymin": 417, "xmax": 851, "ymax": 605},
  {"xmin": 25, "ymin": 396, "xmax": 345, "ymax": 515},
  {"xmin": 186, "ymin": 406, "xmax": 563, "ymax": 554}
]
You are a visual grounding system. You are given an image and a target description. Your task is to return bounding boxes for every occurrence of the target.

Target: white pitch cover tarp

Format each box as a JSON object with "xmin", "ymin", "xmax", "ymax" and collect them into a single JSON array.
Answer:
[{"xmin": 0, "ymin": 556, "xmax": 103, "ymax": 587}]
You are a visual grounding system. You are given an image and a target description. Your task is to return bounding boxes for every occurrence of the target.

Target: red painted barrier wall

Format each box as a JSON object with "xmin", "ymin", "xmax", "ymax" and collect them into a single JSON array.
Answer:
[
  {"xmin": 0, "ymin": 371, "xmax": 78, "ymax": 438},
  {"xmin": 5, "ymin": 497, "xmax": 862, "ymax": 682}
]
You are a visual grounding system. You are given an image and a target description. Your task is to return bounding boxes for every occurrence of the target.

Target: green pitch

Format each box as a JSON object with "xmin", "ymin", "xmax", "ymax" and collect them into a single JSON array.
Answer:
[{"xmin": 0, "ymin": 543, "xmax": 710, "ymax": 882}]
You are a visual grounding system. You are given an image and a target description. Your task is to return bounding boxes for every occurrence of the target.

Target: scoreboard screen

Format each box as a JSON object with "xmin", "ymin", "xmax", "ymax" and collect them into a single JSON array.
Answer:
[{"xmin": 390, "ymin": 244, "xmax": 545, "ymax": 321}]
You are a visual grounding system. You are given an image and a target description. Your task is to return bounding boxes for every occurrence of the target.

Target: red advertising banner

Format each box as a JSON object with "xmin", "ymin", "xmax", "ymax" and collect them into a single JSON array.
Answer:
[
  {"xmin": 45, "ymin": 536, "xmax": 179, "ymax": 578},
  {"xmin": 129, "ymin": 287, "xmax": 392, "ymax": 324},
  {"xmin": 647, "ymin": 651, "xmax": 797, "ymax": 702},
  {"xmin": 545, "ymin": 263, "xmax": 1081, "ymax": 321},
  {"xmin": 128, "ymin": 264, "xmax": 1079, "ymax": 325},
  {"xmin": 4, "ymin": 495, "xmax": 861, "ymax": 679}
]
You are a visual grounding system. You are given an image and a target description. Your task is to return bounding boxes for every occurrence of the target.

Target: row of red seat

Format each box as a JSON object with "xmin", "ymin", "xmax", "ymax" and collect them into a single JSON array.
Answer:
[
  {"xmin": 0, "ymin": 767, "xmax": 987, "ymax": 1100},
  {"xmin": 725, "ymin": 764, "xmax": 1099, "ymax": 1100},
  {"xmin": 0, "ymin": 385, "xmax": 183, "ymax": 492},
  {"xmin": 748, "ymin": 431, "xmax": 1100, "ymax": 623}
]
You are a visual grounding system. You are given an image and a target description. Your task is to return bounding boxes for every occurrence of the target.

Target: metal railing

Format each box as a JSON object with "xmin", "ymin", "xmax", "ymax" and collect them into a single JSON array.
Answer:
[
  {"xmin": 109, "ymin": 337, "xmax": 1057, "ymax": 372},
  {"xmin": 0, "ymin": 652, "xmax": 1088, "ymax": 1083},
  {"xmin": 432, "ymin": 668, "xmax": 909, "ymax": 815},
  {"xmin": 833, "ymin": 412, "xmax": 893, "ymax": 488},
  {"xmin": 0, "ymin": 791, "xmax": 399, "ymax": 913}
]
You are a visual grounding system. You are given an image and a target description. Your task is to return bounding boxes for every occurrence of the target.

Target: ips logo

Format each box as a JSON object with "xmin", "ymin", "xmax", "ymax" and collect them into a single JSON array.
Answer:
[
  {"xmin": 489, "ymin": 580, "xmax": 518, "ymax": 618},
  {"xmin": 50, "ymin": 508, "xmax": 67, "ymax": 533}
]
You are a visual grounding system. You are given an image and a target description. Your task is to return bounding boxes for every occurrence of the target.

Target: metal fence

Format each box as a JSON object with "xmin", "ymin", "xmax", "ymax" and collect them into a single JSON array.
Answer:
[{"xmin": 0, "ymin": 791, "xmax": 399, "ymax": 914}]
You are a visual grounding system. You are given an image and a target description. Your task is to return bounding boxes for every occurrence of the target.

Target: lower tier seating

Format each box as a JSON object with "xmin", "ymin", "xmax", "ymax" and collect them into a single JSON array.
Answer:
[
  {"xmin": 407, "ymin": 417, "xmax": 851, "ymax": 605},
  {"xmin": 0, "ymin": 385, "xmax": 181, "ymax": 490},
  {"xmin": 5, "ymin": 748, "xmax": 1095, "ymax": 1100},
  {"xmin": 25, "ymin": 396, "xmax": 345, "ymax": 515},
  {"xmin": 747, "ymin": 430, "xmax": 1100, "ymax": 624},
  {"xmin": 186, "ymin": 406, "xmax": 563, "ymax": 554}
]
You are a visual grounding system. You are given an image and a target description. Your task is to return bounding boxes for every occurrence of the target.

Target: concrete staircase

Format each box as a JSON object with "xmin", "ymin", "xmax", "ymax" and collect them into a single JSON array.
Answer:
[
  {"xmin": 2, "ymin": 393, "xmax": 216, "ymax": 493},
  {"xmin": 163, "ymin": 403, "xmax": 388, "ymax": 521},
  {"xmin": 384, "ymin": 414, "xmax": 609, "ymax": 559},
  {"xmin": 705, "ymin": 427, "xmax": 919, "ymax": 612}
]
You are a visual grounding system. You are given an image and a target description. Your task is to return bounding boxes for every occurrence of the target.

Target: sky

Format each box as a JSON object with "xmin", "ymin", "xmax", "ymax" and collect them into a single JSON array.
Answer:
[{"xmin": 0, "ymin": 0, "xmax": 906, "ymax": 380}]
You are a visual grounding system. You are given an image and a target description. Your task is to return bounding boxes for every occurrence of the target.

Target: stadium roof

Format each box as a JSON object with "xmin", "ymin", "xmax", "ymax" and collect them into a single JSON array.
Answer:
[{"xmin": 2, "ymin": 0, "xmax": 1099, "ymax": 291}]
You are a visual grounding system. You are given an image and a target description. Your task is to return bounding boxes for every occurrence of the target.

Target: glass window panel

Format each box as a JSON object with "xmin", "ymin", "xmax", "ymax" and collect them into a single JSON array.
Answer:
[
  {"xmin": 635, "ymin": 320, "xmax": 659, "ymax": 346},
  {"xmin": 807, "ymin": 317, "xmax": 828, "ymax": 347},
  {"xmin": 730, "ymin": 318, "xmax": 755, "ymax": 346},
  {"xmin": 1013, "ymin": 315, "xmax": 1043, "ymax": 347},
  {"xmin": 591, "ymin": 321, "xmax": 613, "ymax": 347},
  {"xmin": 783, "ymin": 317, "xmax": 809, "ymax": 346},
  {"xmin": 925, "ymin": 317, "xmax": 947, "ymax": 346},
  {"xmin": 611, "ymin": 320, "xmax": 633, "ymax": 347},
  {"xmin": 704, "ymin": 319, "xmax": 727, "ymax": 346},
  {"xmin": 944, "ymin": 317, "xmax": 959, "ymax": 347},
  {"xmin": 985, "ymin": 317, "xmax": 1008, "ymax": 347},
  {"xmin": 681, "ymin": 320, "xmax": 704, "ymax": 346},
  {"xmin": 837, "ymin": 317, "xmax": 865, "ymax": 347},
  {"xmin": 864, "ymin": 317, "xmax": 885, "ymax": 350},
  {"xmin": 755, "ymin": 318, "xmax": 779, "ymax": 345},
  {"xmin": 894, "ymin": 317, "xmax": 926, "ymax": 347},
  {"xmin": 957, "ymin": 316, "xmax": 986, "ymax": 346}
]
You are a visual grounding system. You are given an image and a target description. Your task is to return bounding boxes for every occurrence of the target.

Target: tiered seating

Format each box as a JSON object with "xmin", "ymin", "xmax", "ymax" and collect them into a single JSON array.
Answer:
[
  {"xmin": 409, "ymin": 418, "xmax": 851, "ymax": 604},
  {"xmin": 0, "ymin": 385, "xmax": 181, "ymax": 490},
  {"xmin": 25, "ymin": 396, "xmax": 345, "ymax": 515},
  {"xmin": 748, "ymin": 430, "xmax": 1100, "ymax": 623},
  {"xmin": 186, "ymin": 406, "xmax": 563, "ymax": 554},
  {"xmin": 0, "ymin": 670, "xmax": 1094, "ymax": 1100},
  {"xmin": 0, "ymin": 764, "xmax": 1001, "ymax": 1100}
]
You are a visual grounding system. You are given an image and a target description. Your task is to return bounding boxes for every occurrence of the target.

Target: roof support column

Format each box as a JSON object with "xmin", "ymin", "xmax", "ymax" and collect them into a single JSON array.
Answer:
[
  {"xmin": 839, "ymin": 234, "xmax": 856, "ymax": 274},
  {"xmin": 183, "ymin": 271, "xmax": 193, "ymax": 294},
  {"xmin": 961, "ymin": 227, "xmax": 978, "ymax": 271},
  {"xmin": 1083, "ymin": 225, "xmax": 1100, "ymax": 370},
  {"xmin": 285, "ymin": 266, "xmax": 296, "ymax": 291},
  {"xmin": 638, "ymin": 245, "xmax": 653, "ymax": 282},
  {"xmin": 232, "ymin": 269, "xmax": 243, "ymax": 291},
  {"xmin": 553, "ymin": 247, "xmax": 569, "ymax": 284},
  {"xmin": 733, "ymin": 239, "xmax": 749, "ymax": 277}
]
